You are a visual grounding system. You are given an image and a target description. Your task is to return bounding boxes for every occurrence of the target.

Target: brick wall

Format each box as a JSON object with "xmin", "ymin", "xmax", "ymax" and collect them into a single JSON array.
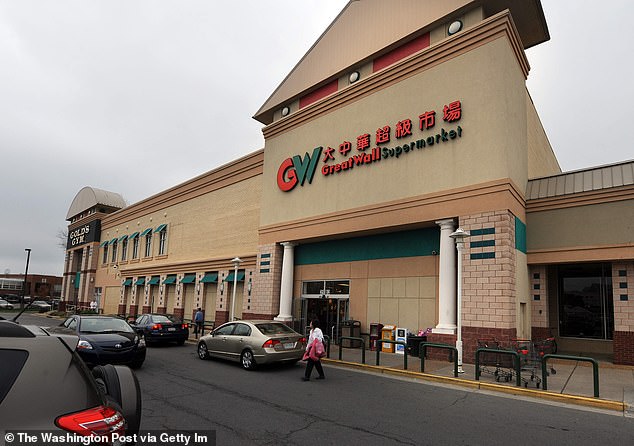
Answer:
[
  {"xmin": 529, "ymin": 265, "xmax": 548, "ymax": 330},
  {"xmin": 613, "ymin": 262, "xmax": 634, "ymax": 365},
  {"xmin": 251, "ymin": 243, "xmax": 283, "ymax": 317}
]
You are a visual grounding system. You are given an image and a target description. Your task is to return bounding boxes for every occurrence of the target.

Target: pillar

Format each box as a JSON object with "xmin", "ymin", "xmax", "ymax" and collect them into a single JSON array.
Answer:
[
  {"xmin": 275, "ymin": 242, "xmax": 296, "ymax": 321},
  {"xmin": 433, "ymin": 219, "xmax": 457, "ymax": 334}
]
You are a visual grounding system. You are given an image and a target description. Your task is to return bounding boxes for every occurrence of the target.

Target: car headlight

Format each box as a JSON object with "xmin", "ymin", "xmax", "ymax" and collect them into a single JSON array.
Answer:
[{"xmin": 77, "ymin": 340, "xmax": 93, "ymax": 350}]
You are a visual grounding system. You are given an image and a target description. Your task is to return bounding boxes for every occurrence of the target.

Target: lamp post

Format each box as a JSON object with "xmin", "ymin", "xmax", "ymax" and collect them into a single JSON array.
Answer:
[
  {"xmin": 230, "ymin": 257, "xmax": 242, "ymax": 321},
  {"xmin": 21, "ymin": 249, "xmax": 31, "ymax": 310},
  {"xmin": 449, "ymin": 228, "xmax": 470, "ymax": 374}
]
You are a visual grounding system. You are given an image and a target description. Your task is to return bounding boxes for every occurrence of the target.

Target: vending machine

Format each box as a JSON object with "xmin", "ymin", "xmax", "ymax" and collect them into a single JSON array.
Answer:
[{"xmin": 395, "ymin": 327, "xmax": 408, "ymax": 355}]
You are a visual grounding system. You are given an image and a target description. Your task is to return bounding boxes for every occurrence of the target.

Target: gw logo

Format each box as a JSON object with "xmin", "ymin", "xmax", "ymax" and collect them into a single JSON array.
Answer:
[{"xmin": 276, "ymin": 146, "xmax": 323, "ymax": 192}]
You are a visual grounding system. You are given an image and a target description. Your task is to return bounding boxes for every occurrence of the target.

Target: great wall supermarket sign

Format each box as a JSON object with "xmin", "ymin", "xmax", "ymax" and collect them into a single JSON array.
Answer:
[{"xmin": 277, "ymin": 100, "xmax": 463, "ymax": 192}]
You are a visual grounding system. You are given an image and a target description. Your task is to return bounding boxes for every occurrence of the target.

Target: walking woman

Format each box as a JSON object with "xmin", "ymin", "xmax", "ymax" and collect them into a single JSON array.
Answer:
[{"xmin": 303, "ymin": 319, "xmax": 326, "ymax": 381}]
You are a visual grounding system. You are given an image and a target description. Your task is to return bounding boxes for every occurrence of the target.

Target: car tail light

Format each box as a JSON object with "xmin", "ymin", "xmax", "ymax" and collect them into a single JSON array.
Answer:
[
  {"xmin": 56, "ymin": 405, "xmax": 125, "ymax": 437},
  {"xmin": 182, "ymin": 323, "xmax": 188, "ymax": 329},
  {"xmin": 262, "ymin": 339, "xmax": 281, "ymax": 348},
  {"xmin": 299, "ymin": 337, "xmax": 307, "ymax": 344},
  {"xmin": 151, "ymin": 323, "xmax": 162, "ymax": 330}
]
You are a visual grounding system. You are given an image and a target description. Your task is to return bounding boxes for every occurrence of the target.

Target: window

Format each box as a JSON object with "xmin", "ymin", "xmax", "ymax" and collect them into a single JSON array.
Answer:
[
  {"xmin": 121, "ymin": 238, "xmax": 128, "ymax": 261},
  {"xmin": 132, "ymin": 237, "xmax": 139, "ymax": 259},
  {"xmin": 111, "ymin": 241, "xmax": 118, "ymax": 263},
  {"xmin": 214, "ymin": 324, "xmax": 235, "ymax": 336},
  {"xmin": 102, "ymin": 245, "xmax": 109, "ymax": 264},
  {"xmin": 158, "ymin": 227, "xmax": 168, "ymax": 255},
  {"xmin": 144, "ymin": 232, "xmax": 152, "ymax": 257},
  {"xmin": 233, "ymin": 323, "xmax": 251, "ymax": 336}
]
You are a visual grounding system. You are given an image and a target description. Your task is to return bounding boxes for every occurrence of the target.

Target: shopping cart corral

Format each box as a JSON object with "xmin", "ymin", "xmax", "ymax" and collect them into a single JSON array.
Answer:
[{"xmin": 476, "ymin": 337, "xmax": 557, "ymax": 388}]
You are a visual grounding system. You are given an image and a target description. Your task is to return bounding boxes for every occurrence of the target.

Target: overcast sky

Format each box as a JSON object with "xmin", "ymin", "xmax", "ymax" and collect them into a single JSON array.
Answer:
[{"xmin": 1, "ymin": 0, "xmax": 632, "ymax": 277}]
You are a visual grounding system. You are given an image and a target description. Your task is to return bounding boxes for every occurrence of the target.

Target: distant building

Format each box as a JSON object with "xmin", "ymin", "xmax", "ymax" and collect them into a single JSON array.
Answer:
[
  {"xmin": 62, "ymin": 1, "xmax": 634, "ymax": 365},
  {"xmin": 0, "ymin": 274, "xmax": 62, "ymax": 298}
]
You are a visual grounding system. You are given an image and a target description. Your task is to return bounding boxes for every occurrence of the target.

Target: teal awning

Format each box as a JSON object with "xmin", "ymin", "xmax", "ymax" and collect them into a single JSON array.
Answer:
[
  {"xmin": 99, "ymin": 240, "xmax": 108, "ymax": 247},
  {"xmin": 180, "ymin": 274, "xmax": 196, "ymax": 284},
  {"xmin": 140, "ymin": 228, "xmax": 152, "ymax": 236},
  {"xmin": 122, "ymin": 278, "xmax": 133, "ymax": 286},
  {"xmin": 154, "ymin": 224, "xmax": 167, "ymax": 233},
  {"xmin": 135, "ymin": 278, "xmax": 145, "ymax": 286},
  {"xmin": 147, "ymin": 276, "xmax": 160, "ymax": 285},
  {"xmin": 109, "ymin": 238, "xmax": 118, "ymax": 245},
  {"xmin": 162, "ymin": 275, "xmax": 177, "ymax": 285},
  {"xmin": 128, "ymin": 232, "xmax": 140, "ymax": 240},
  {"xmin": 118, "ymin": 235, "xmax": 128, "ymax": 242},
  {"xmin": 200, "ymin": 272, "xmax": 218, "ymax": 283},
  {"xmin": 224, "ymin": 271, "xmax": 245, "ymax": 282}
]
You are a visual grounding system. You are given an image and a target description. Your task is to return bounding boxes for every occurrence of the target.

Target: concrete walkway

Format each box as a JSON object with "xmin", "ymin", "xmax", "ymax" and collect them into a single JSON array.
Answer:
[{"xmin": 322, "ymin": 345, "xmax": 634, "ymax": 415}]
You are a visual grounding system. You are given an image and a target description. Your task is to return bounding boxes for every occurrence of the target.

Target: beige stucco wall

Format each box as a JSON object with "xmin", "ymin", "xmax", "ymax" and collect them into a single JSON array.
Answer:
[
  {"xmin": 527, "ymin": 200, "xmax": 634, "ymax": 251},
  {"xmin": 261, "ymin": 36, "xmax": 528, "ymax": 229},
  {"xmin": 526, "ymin": 91, "xmax": 560, "ymax": 180}
]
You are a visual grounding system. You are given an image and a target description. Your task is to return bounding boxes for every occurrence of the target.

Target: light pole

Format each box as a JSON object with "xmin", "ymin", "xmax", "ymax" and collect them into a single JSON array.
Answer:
[
  {"xmin": 21, "ymin": 249, "xmax": 31, "ymax": 310},
  {"xmin": 449, "ymin": 228, "xmax": 470, "ymax": 374},
  {"xmin": 230, "ymin": 257, "xmax": 242, "ymax": 321}
]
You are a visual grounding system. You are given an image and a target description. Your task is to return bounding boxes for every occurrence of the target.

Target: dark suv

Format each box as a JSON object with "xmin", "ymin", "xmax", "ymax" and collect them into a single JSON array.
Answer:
[{"xmin": 0, "ymin": 319, "xmax": 141, "ymax": 441}]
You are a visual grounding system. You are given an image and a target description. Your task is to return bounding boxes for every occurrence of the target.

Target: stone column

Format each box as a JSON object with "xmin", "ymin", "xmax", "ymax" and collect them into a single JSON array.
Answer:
[
  {"xmin": 275, "ymin": 242, "xmax": 296, "ymax": 321},
  {"xmin": 433, "ymin": 219, "xmax": 457, "ymax": 334}
]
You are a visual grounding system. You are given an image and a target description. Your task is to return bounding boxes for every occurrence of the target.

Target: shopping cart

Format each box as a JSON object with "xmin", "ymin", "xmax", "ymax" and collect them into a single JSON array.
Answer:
[
  {"xmin": 512, "ymin": 338, "xmax": 557, "ymax": 388},
  {"xmin": 477, "ymin": 338, "xmax": 514, "ymax": 383}
]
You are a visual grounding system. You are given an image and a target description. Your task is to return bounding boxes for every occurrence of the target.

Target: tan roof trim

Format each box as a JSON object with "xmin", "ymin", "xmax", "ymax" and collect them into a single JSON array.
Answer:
[
  {"xmin": 115, "ymin": 255, "xmax": 257, "ymax": 277},
  {"xmin": 102, "ymin": 150, "xmax": 264, "ymax": 228},
  {"xmin": 262, "ymin": 10, "xmax": 528, "ymax": 140}
]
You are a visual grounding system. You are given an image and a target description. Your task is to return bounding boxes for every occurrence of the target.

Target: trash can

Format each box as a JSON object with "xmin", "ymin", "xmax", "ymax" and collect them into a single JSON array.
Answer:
[
  {"xmin": 406, "ymin": 336, "xmax": 427, "ymax": 357},
  {"xmin": 381, "ymin": 325, "xmax": 395, "ymax": 353},
  {"xmin": 341, "ymin": 320, "xmax": 362, "ymax": 347},
  {"xmin": 369, "ymin": 323, "xmax": 383, "ymax": 351}
]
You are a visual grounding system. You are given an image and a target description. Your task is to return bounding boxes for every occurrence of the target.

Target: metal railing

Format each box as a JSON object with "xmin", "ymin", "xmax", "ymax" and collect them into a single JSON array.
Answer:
[
  {"xmin": 475, "ymin": 347, "xmax": 522, "ymax": 387},
  {"xmin": 375, "ymin": 339, "xmax": 408, "ymax": 369},
  {"xmin": 420, "ymin": 343, "xmax": 458, "ymax": 377},
  {"xmin": 338, "ymin": 336, "xmax": 366, "ymax": 364},
  {"xmin": 542, "ymin": 354, "xmax": 600, "ymax": 398}
]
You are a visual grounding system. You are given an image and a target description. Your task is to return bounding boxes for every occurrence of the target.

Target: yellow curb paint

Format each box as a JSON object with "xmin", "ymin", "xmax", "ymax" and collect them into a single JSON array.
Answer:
[{"xmin": 323, "ymin": 359, "xmax": 625, "ymax": 412}]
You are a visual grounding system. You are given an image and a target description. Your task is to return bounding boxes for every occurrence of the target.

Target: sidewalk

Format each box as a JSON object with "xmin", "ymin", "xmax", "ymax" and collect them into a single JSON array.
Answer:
[{"xmin": 322, "ymin": 345, "xmax": 634, "ymax": 415}]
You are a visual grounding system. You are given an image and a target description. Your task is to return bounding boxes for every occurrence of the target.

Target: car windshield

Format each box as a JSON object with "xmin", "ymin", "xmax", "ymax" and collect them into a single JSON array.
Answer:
[
  {"xmin": 152, "ymin": 315, "xmax": 177, "ymax": 323},
  {"xmin": 79, "ymin": 318, "xmax": 134, "ymax": 334},
  {"xmin": 32, "ymin": 301, "xmax": 48, "ymax": 304},
  {"xmin": 255, "ymin": 323, "xmax": 295, "ymax": 335}
]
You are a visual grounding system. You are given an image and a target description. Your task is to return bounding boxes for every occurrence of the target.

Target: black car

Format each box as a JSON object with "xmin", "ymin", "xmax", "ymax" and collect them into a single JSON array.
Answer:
[
  {"xmin": 129, "ymin": 314, "xmax": 189, "ymax": 346},
  {"xmin": 0, "ymin": 319, "xmax": 141, "ymax": 438},
  {"xmin": 60, "ymin": 315, "xmax": 146, "ymax": 369}
]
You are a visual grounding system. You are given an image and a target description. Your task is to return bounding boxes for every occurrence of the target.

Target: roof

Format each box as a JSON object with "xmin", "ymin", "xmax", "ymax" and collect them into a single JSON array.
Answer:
[
  {"xmin": 254, "ymin": 0, "xmax": 549, "ymax": 124},
  {"xmin": 66, "ymin": 186, "xmax": 126, "ymax": 220},
  {"xmin": 526, "ymin": 160, "xmax": 634, "ymax": 200}
]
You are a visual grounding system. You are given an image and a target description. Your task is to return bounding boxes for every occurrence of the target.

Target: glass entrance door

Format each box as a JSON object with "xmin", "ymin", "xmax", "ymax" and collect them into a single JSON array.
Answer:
[
  {"xmin": 558, "ymin": 263, "xmax": 614, "ymax": 339},
  {"xmin": 300, "ymin": 279, "xmax": 350, "ymax": 343}
]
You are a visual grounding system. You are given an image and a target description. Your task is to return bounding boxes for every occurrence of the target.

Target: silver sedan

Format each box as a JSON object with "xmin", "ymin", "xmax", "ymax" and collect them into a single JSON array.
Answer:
[{"xmin": 197, "ymin": 320, "xmax": 306, "ymax": 370}]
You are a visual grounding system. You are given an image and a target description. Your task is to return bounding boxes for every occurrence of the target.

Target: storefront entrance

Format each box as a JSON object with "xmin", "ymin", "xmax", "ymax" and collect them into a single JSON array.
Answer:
[
  {"xmin": 557, "ymin": 263, "xmax": 614, "ymax": 340},
  {"xmin": 300, "ymin": 280, "xmax": 350, "ymax": 343}
]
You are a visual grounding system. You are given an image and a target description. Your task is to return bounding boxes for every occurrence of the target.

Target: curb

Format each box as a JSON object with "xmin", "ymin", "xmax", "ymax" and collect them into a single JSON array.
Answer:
[{"xmin": 322, "ymin": 358, "xmax": 626, "ymax": 413}]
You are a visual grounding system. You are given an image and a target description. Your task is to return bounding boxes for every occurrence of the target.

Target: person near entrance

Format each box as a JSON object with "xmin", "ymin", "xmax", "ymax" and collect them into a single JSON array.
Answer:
[
  {"xmin": 303, "ymin": 319, "xmax": 325, "ymax": 381},
  {"xmin": 194, "ymin": 308, "xmax": 204, "ymax": 339}
]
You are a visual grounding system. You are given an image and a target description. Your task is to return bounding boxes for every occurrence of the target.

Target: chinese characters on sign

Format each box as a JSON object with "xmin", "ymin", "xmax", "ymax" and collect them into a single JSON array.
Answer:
[{"xmin": 277, "ymin": 101, "xmax": 463, "ymax": 192}]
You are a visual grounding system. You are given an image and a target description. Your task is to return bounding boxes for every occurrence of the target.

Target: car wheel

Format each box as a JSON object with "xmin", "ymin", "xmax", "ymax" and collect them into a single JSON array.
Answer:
[
  {"xmin": 92, "ymin": 365, "xmax": 142, "ymax": 437},
  {"xmin": 197, "ymin": 341, "xmax": 209, "ymax": 360},
  {"xmin": 241, "ymin": 349, "xmax": 256, "ymax": 370}
]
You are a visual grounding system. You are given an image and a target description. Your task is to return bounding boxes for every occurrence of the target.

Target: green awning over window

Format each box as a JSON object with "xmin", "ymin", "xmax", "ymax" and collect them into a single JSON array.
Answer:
[
  {"xmin": 180, "ymin": 274, "xmax": 196, "ymax": 284},
  {"xmin": 162, "ymin": 275, "xmax": 177, "ymax": 285},
  {"xmin": 224, "ymin": 271, "xmax": 245, "ymax": 282},
  {"xmin": 140, "ymin": 228, "xmax": 152, "ymax": 236},
  {"xmin": 118, "ymin": 235, "xmax": 128, "ymax": 242},
  {"xmin": 200, "ymin": 272, "xmax": 218, "ymax": 283},
  {"xmin": 147, "ymin": 276, "xmax": 160, "ymax": 285},
  {"xmin": 99, "ymin": 240, "xmax": 108, "ymax": 247},
  {"xmin": 154, "ymin": 224, "xmax": 167, "ymax": 233},
  {"xmin": 128, "ymin": 232, "xmax": 140, "ymax": 240},
  {"xmin": 109, "ymin": 238, "xmax": 118, "ymax": 245},
  {"xmin": 122, "ymin": 278, "xmax": 133, "ymax": 286},
  {"xmin": 135, "ymin": 278, "xmax": 145, "ymax": 286}
]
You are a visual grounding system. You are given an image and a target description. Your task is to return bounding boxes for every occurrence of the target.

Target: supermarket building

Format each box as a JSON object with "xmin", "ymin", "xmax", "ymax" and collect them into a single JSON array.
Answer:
[{"xmin": 61, "ymin": 0, "xmax": 634, "ymax": 365}]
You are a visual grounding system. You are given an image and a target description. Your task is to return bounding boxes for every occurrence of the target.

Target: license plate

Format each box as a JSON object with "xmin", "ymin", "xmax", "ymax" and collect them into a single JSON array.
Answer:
[
  {"xmin": 167, "ymin": 327, "xmax": 176, "ymax": 332},
  {"xmin": 284, "ymin": 342, "xmax": 295, "ymax": 349}
]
